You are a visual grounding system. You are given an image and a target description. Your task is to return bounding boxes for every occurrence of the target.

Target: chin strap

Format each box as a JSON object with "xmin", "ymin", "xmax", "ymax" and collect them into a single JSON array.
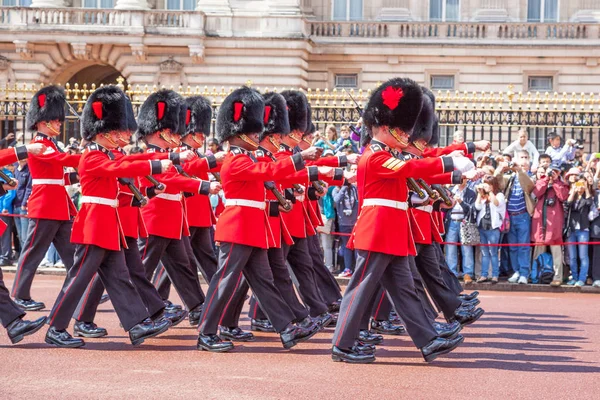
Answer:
[
  {"xmin": 45, "ymin": 122, "xmax": 61, "ymax": 136},
  {"xmin": 302, "ymin": 137, "xmax": 312, "ymax": 146},
  {"xmin": 239, "ymin": 134, "xmax": 259, "ymax": 148},
  {"xmin": 288, "ymin": 131, "xmax": 302, "ymax": 143},
  {"xmin": 192, "ymin": 134, "xmax": 204, "ymax": 146},
  {"xmin": 388, "ymin": 128, "xmax": 407, "ymax": 147},
  {"xmin": 102, "ymin": 133, "xmax": 119, "ymax": 148},
  {"xmin": 159, "ymin": 130, "xmax": 178, "ymax": 146},
  {"xmin": 268, "ymin": 136, "xmax": 279, "ymax": 149},
  {"xmin": 413, "ymin": 140, "xmax": 426, "ymax": 152}
]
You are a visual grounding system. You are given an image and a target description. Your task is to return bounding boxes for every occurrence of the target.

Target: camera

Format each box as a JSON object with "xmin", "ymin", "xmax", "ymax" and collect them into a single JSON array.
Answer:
[
  {"xmin": 343, "ymin": 209, "xmax": 352, "ymax": 216},
  {"xmin": 545, "ymin": 197, "xmax": 556, "ymax": 207}
]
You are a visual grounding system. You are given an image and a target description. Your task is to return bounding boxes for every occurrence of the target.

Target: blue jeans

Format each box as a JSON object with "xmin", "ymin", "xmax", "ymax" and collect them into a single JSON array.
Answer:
[
  {"xmin": 339, "ymin": 225, "xmax": 356, "ymax": 272},
  {"xmin": 445, "ymin": 220, "xmax": 474, "ymax": 276},
  {"xmin": 479, "ymin": 228, "xmax": 501, "ymax": 278},
  {"xmin": 14, "ymin": 208, "xmax": 29, "ymax": 251},
  {"xmin": 45, "ymin": 243, "xmax": 61, "ymax": 264},
  {"xmin": 0, "ymin": 215, "xmax": 13, "ymax": 262},
  {"xmin": 567, "ymin": 229, "xmax": 590, "ymax": 282},
  {"xmin": 508, "ymin": 213, "xmax": 531, "ymax": 278}
]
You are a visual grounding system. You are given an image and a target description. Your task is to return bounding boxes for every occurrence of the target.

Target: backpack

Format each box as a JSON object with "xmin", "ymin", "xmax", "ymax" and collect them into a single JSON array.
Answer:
[{"xmin": 531, "ymin": 253, "xmax": 554, "ymax": 284}]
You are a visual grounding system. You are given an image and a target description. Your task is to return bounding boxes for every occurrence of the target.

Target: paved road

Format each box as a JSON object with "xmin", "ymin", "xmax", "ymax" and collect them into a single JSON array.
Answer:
[{"xmin": 1, "ymin": 273, "xmax": 599, "ymax": 399}]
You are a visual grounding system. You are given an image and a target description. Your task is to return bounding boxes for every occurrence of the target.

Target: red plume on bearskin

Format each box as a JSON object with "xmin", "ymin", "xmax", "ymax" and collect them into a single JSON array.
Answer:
[
  {"xmin": 26, "ymin": 85, "xmax": 66, "ymax": 132},
  {"xmin": 186, "ymin": 109, "xmax": 191, "ymax": 126},
  {"xmin": 92, "ymin": 101, "xmax": 103, "ymax": 120},
  {"xmin": 381, "ymin": 86, "xmax": 404, "ymax": 110},
  {"xmin": 157, "ymin": 102, "xmax": 166, "ymax": 121},
  {"xmin": 264, "ymin": 105, "xmax": 272, "ymax": 124},
  {"xmin": 233, "ymin": 102, "xmax": 244, "ymax": 122}
]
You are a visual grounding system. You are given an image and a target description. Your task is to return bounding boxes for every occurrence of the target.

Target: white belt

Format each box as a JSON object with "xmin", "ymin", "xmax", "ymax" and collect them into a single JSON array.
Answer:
[
  {"xmin": 225, "ymin": 199, "xmax": 266, "ymax": 210},
  {"xmin": 80, "ymin": 196, "xmax": 118, "ymax": 208},
  {"xmin": 362, "ymin": 198, "xmax": 408, "ymax": 210},
  {"xmin": 156, "ymin": 193, "xmax": 182, "ymax": 201},
  {"xmin": 295, "ymin": 195, "xmax": 305, "ymax": 202},
  {"xmin": 415, "ymin": 205, "xmax": 433, "ymax": 213},
  {"xmin": 32, "ymin": 179, "xmax": 64, "ymax": 186}
]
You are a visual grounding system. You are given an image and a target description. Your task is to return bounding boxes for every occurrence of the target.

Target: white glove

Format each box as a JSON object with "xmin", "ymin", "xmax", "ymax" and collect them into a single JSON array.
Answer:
[
  {"xmin": 452, "ymin": 156, "xmax": 474, "ymax": 173},
  {"xmin": 410, "ymin": 191, "xmax": 430, "ymax": 206}
]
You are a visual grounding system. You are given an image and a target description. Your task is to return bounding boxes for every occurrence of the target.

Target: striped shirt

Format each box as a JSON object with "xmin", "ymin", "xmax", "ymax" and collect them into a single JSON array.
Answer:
[{"xmin": 507, "ymin": 176, "xmax": 526, "ymax": 214}]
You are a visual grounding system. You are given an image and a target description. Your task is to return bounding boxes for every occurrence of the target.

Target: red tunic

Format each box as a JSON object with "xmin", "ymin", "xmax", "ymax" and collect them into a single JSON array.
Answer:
[
  {"xmin": 26, "ymin": 133, "xmax": 80, "ymax": 220},
  {"xmin": 349, "ymin": 141, "xmax": 452, "ymax": 257},
  {"xmin": 214, "ymin": 146, "xmax": 305, "ymax": 249},
  {"xmin": 70, "ymin": 144, "xmax": 159, "ymax": 251}
]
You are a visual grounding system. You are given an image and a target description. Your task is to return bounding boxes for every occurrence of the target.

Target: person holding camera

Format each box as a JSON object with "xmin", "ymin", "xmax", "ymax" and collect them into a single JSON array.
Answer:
[
  {"xmin": 545, "ymin": 132, "xmax": 576, "ymax": 169},
  {"xmin": 563, "ymin": 176, "xmax": 594, "ymax": 287},
  {"xmin": 474, "ymin": 176, "xmax": 505, "ymax": 283},
  {"xmin": 503, "ymin": 129, "xmax": 540, "ymax": 172},
  {"xmin": 334, "ymin": 126, "xmax": 359, "ymax": 154},
  {"xmin": 332, "ymin": 164, "xmax": 359, "ymax": 278},
  {"xmin": 531, "ymin": 166, "xmax": 569, "ymax": 287}
]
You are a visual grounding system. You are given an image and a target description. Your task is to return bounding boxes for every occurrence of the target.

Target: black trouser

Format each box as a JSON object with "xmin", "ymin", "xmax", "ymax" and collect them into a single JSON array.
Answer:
[
  {"xmin": 73, "ymin": 236, "xmax": 166, "ymax": 323},
  {"xmin": 248, "ymin": 246, "xmax": 309, "ymax": 322},
  {"xmin": 282, "ymin": 237, "xmax": 328, "ymax": 317},
  {"xmin": 0, "ymin": 269, "xmax": 25, "ymax": 328},
  {"xmin": 413, "ymin": 244, "xmax": 462, "ymax": 320},
  {"xmin": 139, "ymin": 235, "xmax": 204, "ymax": 311},
  {"xmin": 332, "ymin": 250, "xmax": 437, "ymax": 350},
  {"xmin": 48, "ymin": 244, "xmax": 148, "ymax": 331},
  {"xmin": 153, "ymin": 231, "xmax": 216, "ymax": 301},
  {"xmin": 433, "ymin": 242, "xmax": 463, "ymax": 295},
  {"xmin": 198, "ymin": 242, "xmax": 294, "ymax": 335},
  {"xmin": 307, "ymin": 233, "xmax": 342, "ymax": 305},
  {"xmin": 12, "ymin": 218, "xmax": 75, "ymax": 300}
]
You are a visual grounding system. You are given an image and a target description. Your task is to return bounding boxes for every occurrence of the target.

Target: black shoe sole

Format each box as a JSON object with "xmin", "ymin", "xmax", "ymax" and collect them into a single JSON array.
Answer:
[
  {"xmin": 459, "ymin": 309, "xmax": 485, "ymax": 327},
  {"xmin": 332, "ymin": 354, "xmax": 376, "ymax": 364},
  {"xmin": 74, "ymin": 331, "xmax": 108, "ymax": 339},
  {"xmin": 371, "ymin": 327, "xmax": 407, "ymax": 336},
  {"xmin": 15, "ymin": 304, "xmax": 45, "ymax": 312},
  {"xmin": 9, "ymin": 320, "xmax": 47, "ymax": 344},
  {"xmin": 282, "ymin": 326, "xmax": 321, "ymax": 350},
  {"xmin": 219, "ymin": 334, "xmax": 255, "ymax": 342},
  {"xmin": 168, "ymin": 312, "xmax": 188, "ymax": 328},
  {"xmin": 45, "ymin": 337, "xmax": 85, "ymax": 348},
  {"xmin": 131, "ymin": 323, "xmax": 170, "ymax": 346},
  {"xmin": 423, "ymin": 336, "xmax": 465, "ymax": 363},
  {"xmin": 197, "ymin": 343, "xmax": 234, "ymax": 352}
]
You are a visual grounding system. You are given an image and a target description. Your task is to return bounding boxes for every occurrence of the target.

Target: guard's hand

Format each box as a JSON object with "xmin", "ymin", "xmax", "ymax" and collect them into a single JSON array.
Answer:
[
  {"xmin": 344, "ymin": 170, "xmax": 357, "ymax": 184},
  {"xmin": 346, "ymin": 153, "xmax": 360, "ymax": 165},
  {"xmin": 154, "ymin": 185, "xmax": 166, "ymax": 195},
  {"xmin": 315, "ymin": 182, "xmax": 328, "ymax": 197},
  {"xmin": 140, "ymin": 197, "xmax": 149, "ymax": 207},
  {"xmin": 474, "ymin": 140, "xmax": 491, "ymax": 151},
  {"xmin": 160, "ymin": 160, "xmax": 173, "ymax": 173},
  {"xmin": 279, "ymin": 200, "xmax": 293, "ymax": 213},
  {"xmin": 318, "ymin": 166, "xmax": 335, "ymax": 178},
  {"xmin": 447, "ymin": 150, "xmax": 465, "ymax": 158},
  {"xmin": 209, "ymin": 181, "xmax": 222, "ymax": 194},
  {"xmin": 214, "ymin": 151, "xmax": 227, "ymax": 163},
  {"xmin": 2, "ymin": 184, "xmax": 14, "ymax": 191},
  {"xmin": 452, "ymin": 156, "xmax": 475, "ymax": 173},
  {"xmin": 178, "ymin": 150, "xmax": 197, "ymax": 163},
  {"xmin": 294, "ymin": 184, "xmax": 305, "ymax": 195},
  {"xmin": 300, "ymin": 146, "xmax": 323, "ymax": 161},
  {"xmin": 26, "ymin": 143, "xmax": 47, "ymax": 155}
]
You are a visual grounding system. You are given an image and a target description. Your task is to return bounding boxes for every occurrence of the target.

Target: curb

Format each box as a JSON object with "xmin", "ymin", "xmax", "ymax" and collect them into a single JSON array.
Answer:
[{"xmin": 3, "ymin": 266, "xmax": 599, "ymax": 294}]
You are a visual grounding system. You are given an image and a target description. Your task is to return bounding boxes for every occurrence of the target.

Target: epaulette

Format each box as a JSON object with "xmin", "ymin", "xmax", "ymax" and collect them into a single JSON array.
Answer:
[
  {"xmin": 231, "ymin": 147, "xmax": 244, "ymax": 155},
  {"xmin": 255, "ymin": 149, "xmax": 265, "ymax": 158},
  {"xmin": 370, "ymin": 143, "xmax": 384, "ymax": 152},
  {"xmin": 84, "ymin": 143, "xmax": 110, "ymax": 156}
]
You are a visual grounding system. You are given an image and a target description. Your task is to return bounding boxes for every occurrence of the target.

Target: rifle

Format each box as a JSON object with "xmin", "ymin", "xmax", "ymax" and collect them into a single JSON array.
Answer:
[
  {"xmin": 266, "ymin": 152, "xmax": 304, "ymax": 194},
  {"xmin": 431, "ymin": 184, "xmax": 453, "ymax": 206},
  {"xmin": 332, "ymin": 108, "xmax": 361, "ymax": 139},
  {"xmin": 343, "ymin": 89, "xmax": 364, "ymax": 116},
  {"xmin": 0, "ymin": 171, "xmax": 16, "ymax": 187},
  {"xmin": 146, "ymin": 175, "xmax": 165, "ymax": 191},
  {"xmin": 118, "ymin": 178, "xmax": 147, "ymax": 206},
  {"xmin": 396, "ymin": 152, "xmax": 426, "ymax": 199},
  {"xmin": 65, "ymin": 99, "xmax": 83, "ymax": 140},
  {"xmin": 416, "ymin": 178, "xmax": 439, "ymax": 200},
  {"xmin": 264, "ymin": 181, "xmax": 291, "ymax": 211}
]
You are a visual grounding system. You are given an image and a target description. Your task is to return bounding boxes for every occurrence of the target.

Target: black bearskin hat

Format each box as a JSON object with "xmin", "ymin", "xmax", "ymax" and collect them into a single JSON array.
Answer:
[
  {"xmin": 362, "ymin": 78, "xmax": 423, "ymax": 139},
  {"xmin": 280, "ymin": 90, "xmax": 308, "ymax": 133},
  {"xmin": 422, "ymin": 87, "xmax": 439, "ymax": 145},
  {"xmin": 303, "ymin": 103, "xmax": 314, "ymax": 137},
  {"xmin": 26, "ymin": 85, "xmax": 66, "ymax": 132},
  {"xmin": 261, "ymin": 92, "xmax": 290, "ymax": 141},
  {"xmin": 176, "ymin": 95, "xmax": 187, "ymax": 136},
  {"xmin": 124, "ymin": 97, "xmax": 137, "ymax": 133},
  {"xmin": 81, "ymin": 85, "xmax": 128, "ymax": 141},
  {"xmin": 410, "ymin": 87, "xmax": 436, "ymax": 144},
  {"xmin": 185, "ymin": 96, "xmax": 212, "ymax": 137},
  {"xmin": 216, "ymin": 86, "xmax": 264, "ymax": 144},
  {"xmin": 136, "ymin": 89, "xmax": 182, "ymax": 137}
]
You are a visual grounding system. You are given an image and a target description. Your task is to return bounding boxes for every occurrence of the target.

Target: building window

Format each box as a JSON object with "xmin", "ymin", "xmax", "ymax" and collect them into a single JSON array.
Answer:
[
  {"xmin": 83, "ymin": 0, "xmax": 115, "ymax": 8},
  {"xmin": 334, "ymin": 73, "xmax": 358, "ymax": 89},
  {"xmin": 527, "ymin": 0, "xmax": 559, "ymax": 22},
  {"xmin": 332, "ymin": 0, "xmax": 363, "ymax": 21},
  {"xmin": 1, "ymin": 0, "xmax": 32, "ymax": 5},
  {"xmin": 166, "ymin": 0, "xmax": 196, "ymax": 10},
  {"xmin": 528, "ymin": 76, "xmax": 553, "ymax": 92},
  {"xmin": 430, "ymin": 75, "xmax": 455, "ymax": 90},
  {"xmin": 430, "ymin": 0, "xmax": 460, "ymax": 22}
]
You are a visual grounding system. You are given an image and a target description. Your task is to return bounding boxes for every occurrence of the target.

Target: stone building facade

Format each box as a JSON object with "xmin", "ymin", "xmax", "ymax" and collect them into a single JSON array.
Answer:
[{"xmin": 1, "ymin": 0, "xmax": 600, "ymax": 94}]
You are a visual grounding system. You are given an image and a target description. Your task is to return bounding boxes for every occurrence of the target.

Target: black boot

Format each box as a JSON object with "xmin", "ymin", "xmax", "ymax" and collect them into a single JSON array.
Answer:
[
  {"xmin": 353, "ymin": 340, "xmax": 376, "ymax": 354},
  {"xmin": 13, "ymin": 298, "xmax": 45, "ymax": 311},
  {"xmin": 388, "ymin": 310, "xmax": 402, "ymax": 325},
  {"xmin": 458, "ymin": 291, "xmax": 479, "ymax": 301},
  {"xmin": 280, "ymin": 323, "xmax": 320, "ymax": 349},
  {"xmin": 7, "ymin": 316, "xmax": 46, "ymax": 344},
  {"xmin": 332, "ymin": 346, "xmax": 375, "ymax": 363},
  {"xmin": 219, "ymin": 326, "xmax": 255, "ymax": 342},
  {"xmin": 314, "ymin": 312, "xmax": 333, "ymax": 329},
  {"xmin": 250, "ymin": 318, "xmax": 275, "ymax": 332},
  {"xmin": 358, "ymin": 329, "xmax": 383, "ymax": 345},
  {"xmin": 328, "ymin": 300, "xmax": 341, "ymax": 313},
  {"xmin": 433, "ymin": 321, "xmax": 462, "ymax": 339},
  {"xmin": 129, "ymin": 319, "xmax": 171, "ymax": 346},
  {"xmin": 421, "ymin": 335, "xmax": 464, "ymax": 362},
  {"xmin": 461, "ymin": 298, "xmax": 480, "ymax": 308},
  {"xmin": 73, "ymin": 321, "xmax": 108, "ymax": 338},
  {"xmin": 153, "ymin": 309, "xmax": 188, "ymax": 327},
  {"xmin": 164, "ymin": 300, "xmax": 183, "ymax": 312},
  {"xmin": 188, "ymin": 304, "xmax": 203, "ymax": 326},
  {"xmin": 197, "ymin": 333, "xmax": 234, "ymax": 352},
  {"xmin": 329, "ymin": 313, "xmax": 338, "ymax": 325},
  {"xmin": 452, "ymin": 307, "xmax": 485, "ymax": 327},
  {"xmin": 45, "ymin": 326, "xmax": 85, "ymax": 348},
  {"xmin": 370, "ymin": 319, "xmax": 406, "ymax": 335}
]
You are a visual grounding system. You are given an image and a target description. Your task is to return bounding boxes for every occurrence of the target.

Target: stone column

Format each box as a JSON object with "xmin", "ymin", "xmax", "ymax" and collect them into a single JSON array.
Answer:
[
  {"xmin": 196, "ymin": 0, "xmax": 231, "ymax": 13},
  {"xmin": 114, "ymin": 0, "xmax": 150, "ymax": 10},
  {"xmin": 29, "ymin": 0, "xmax": 66, "ymax": 7}
]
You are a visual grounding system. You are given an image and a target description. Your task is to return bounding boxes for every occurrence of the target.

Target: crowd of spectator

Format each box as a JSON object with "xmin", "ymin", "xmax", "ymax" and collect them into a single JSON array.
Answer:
[{"xmin": 0, "ymin": 126, "xmax": 599, "ymax": 290}]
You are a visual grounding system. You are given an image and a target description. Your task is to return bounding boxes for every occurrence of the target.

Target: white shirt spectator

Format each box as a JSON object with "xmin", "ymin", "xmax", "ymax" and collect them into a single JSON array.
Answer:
[
  {"xmin": 504, "ymin": 140, "xmax": 540, "ymax": 170},
  {"xmin": 474, "ymin": 193, "xmax": 506, "ymax": 230}
]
